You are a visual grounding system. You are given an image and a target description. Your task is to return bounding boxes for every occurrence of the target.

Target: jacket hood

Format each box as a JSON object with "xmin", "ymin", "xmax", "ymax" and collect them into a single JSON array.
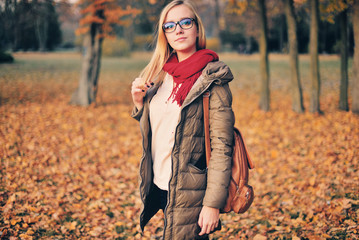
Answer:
[
  {"xmin": 181, "ymin": 61, "xmax": 233, "ymax": 107},
  {"xmin": 201, "ymin": 61, "xmax": 234, "ymax": 85}
]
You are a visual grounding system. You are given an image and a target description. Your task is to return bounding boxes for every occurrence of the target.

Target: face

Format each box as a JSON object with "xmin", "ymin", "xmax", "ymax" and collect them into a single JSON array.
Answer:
[{"xmin": 163, "ymin": 5, "xmax": 198, "ymax": 60}]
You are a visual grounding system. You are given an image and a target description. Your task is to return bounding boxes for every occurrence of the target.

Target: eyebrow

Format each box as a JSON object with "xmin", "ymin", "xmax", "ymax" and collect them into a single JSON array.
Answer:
[{"xmin": 164, "ymin": 17, "xmax": 193, "ymax": 23}]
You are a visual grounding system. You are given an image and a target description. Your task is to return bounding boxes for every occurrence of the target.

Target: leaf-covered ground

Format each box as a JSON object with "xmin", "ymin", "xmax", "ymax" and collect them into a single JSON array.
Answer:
[{"xmin": 0, "ymin": 53, "xmax": 358, "ymax": 239}]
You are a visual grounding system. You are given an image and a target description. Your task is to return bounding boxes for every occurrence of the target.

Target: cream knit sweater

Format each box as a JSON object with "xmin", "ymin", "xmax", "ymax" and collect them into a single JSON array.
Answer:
[{"xmin": 149, "ymin": 74, "xmax": 181, "ymax": 190}]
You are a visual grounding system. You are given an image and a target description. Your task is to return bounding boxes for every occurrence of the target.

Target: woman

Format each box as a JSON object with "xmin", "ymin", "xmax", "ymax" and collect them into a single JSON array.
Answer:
[{"xmin": 131, "ymin": 0, "xmax": 234, "ymax": 239}]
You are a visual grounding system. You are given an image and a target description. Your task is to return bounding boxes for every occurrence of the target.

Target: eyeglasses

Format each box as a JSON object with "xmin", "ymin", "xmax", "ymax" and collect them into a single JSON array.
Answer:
[{"xmin": 162, "ymin": 18, "xmax": 196, "ymax": 33}]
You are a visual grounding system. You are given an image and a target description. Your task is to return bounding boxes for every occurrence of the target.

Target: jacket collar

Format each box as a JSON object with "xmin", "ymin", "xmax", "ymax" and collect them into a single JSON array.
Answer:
[{"xmin": 181, "ymin": 61, "xmax": 233, "ymax": 108}]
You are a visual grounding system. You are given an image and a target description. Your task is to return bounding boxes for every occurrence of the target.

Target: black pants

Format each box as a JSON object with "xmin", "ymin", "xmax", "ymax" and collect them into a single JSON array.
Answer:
[{"xmin": 155, "ymin": 184, "xmax": 168, "ymax": 211}]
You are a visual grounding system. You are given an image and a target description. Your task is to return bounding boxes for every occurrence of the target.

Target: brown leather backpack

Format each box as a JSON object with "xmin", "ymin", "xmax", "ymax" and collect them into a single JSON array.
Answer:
[{"xmin": 203, "ymin": 91, "xmax": 255, "ymax": 213}]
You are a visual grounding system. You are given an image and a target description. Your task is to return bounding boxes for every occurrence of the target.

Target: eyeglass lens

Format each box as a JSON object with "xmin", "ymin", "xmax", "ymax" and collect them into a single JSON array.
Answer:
[{"xmin": 163, "ymin": 18, "xmax": 194, "ymax": 33}]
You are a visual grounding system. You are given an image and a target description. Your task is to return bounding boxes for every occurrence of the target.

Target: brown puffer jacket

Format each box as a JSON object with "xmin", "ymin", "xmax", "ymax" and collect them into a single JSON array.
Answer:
[{"xmin": 132, "ymin": 61, "xmax": 235, "ymax": 240}]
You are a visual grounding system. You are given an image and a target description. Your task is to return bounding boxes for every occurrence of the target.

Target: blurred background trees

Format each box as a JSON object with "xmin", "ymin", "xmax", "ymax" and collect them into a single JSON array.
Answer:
[
  {"xmin": 0, "ymin": 0, "xmax": 357, "ymax": 111},
  {"xmin": 0, "ymin": 0, "xmax": 355, "ymax": 55},
  {"xmin": 0, "ymin": 0, "xmax": 62, "ymax": 52}
]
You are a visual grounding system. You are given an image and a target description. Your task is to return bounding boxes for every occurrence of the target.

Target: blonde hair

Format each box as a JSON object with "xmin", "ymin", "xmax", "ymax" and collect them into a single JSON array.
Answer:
[{"xmin": 139, "ymin": 0, "xmax": 206, "ymax": 85}]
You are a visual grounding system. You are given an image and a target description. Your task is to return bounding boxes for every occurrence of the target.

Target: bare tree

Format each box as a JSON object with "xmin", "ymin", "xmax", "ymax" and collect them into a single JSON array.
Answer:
[
  {"xmin": 33, "ymin": 0, "xmax": 49, "ymax": 52},
  {"xmin": 70, "ymin": 0, "xmax": 138, "ymax": 106},
  {"xmin": 353, "ymin": 0, "xmax": 359, "ymax": 114},
  {"xmin": 258, "ymin": 0, "xmax": 270, "ymax": 111},
  {"xmin": 309, "ymin": 0, "xmax": 321, "ymax": 113},
  {"xmin": 213, "ymin": 0, "xmax": 221, "ymax": 38},
  {"xmin": 70, "ymin": 8, "xmax": 104, "ymax": 106},
  {"xmin": 339, "ymin": 6, "xmax": 349, "ymax": 111},
  {"xmin": 284, "ymin": 0, "xmax": 304, "ymax": 113}
]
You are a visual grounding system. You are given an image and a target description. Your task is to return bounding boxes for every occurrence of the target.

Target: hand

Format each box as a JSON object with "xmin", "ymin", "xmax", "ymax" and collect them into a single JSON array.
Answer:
[
  {"xmin": 131, "ymin": 78, "xmax": 152, "ymax": 110},
  {"xmin": 198, "ymin": 206, "xmax": 219, "ymax": 236}
]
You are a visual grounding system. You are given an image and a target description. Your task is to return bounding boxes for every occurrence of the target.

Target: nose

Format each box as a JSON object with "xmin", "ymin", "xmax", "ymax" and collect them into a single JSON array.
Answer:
[{"xmin": 175, "ymin": 24, "xmax": 184, "ymax": 34}]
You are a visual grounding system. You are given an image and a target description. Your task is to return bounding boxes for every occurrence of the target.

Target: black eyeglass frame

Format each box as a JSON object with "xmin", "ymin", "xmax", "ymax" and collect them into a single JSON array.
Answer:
[{"xmin": 162, "ymin": 18, "xmax": 197, "ymax": 33}]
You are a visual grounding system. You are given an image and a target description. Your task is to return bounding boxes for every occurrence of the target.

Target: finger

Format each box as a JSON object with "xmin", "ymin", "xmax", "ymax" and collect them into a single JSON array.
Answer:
[
  {"xmin": 132, "ymin": 78, "xmax": 141, "ymax": 85},
  {"xmin": 198, "ymin": 213, "xmax": 203, "ymax": 228},
  {"xmin": 131, "ymin": 89, "xmax": 145, "ymax": 95},
  {"xmin": 145, "ymin": 81, "xmax": 154, "ymax": 89},
  {"xmin": 209, "ymin": 223, "xmax": 215, "ymax": 233},
  {"xmin": 142, "ymin": 84, "xmax": 152, "ymax": 93},
  {"xmin": 131, "ymin": 86, "xmax": 145, "ymax": 93},
  {"xmin": 134, "ymin": 84, "xmax": 150, "ymax": 93},
  {"xmin": 205, "ymin": 224, "xmax": 211, "ymax": 234},
  {"xmin": 132, "ymin": 83, "xmax": 147, "ymax": 92},
  {"xmin": 134, "ymin": 77, "xmax": 143, "ymax": 83},
  {"xmin": 131, "ymin": 84, "xmax": 143, "ymax": 93},
  {"xmin": 132, "ymin": 78, "xmax": 145, "ymax": 89},
  {"xmin": 198, "ymin": 227, "xmax": 205, "ymax": 236},
  {"xmin": 199, "ymin": 224, "xmax": 209, "ymax": 236}
]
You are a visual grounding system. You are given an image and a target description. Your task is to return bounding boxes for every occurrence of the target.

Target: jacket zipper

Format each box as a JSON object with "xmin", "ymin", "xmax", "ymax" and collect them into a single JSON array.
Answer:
[
  {"xmin": 139, "ymin": 119, "xmax": 147, "ymax": 232},
  {"xmin": 139, "ymin": 85, "xmax": 159, "ymax": 231},
  {"xmin": 162, "ymin": 124, "xmax": 177, "ymax": 240},
  {"xmin": 162, "ymin": 80, "xmax": 214, "ymax": 239}
]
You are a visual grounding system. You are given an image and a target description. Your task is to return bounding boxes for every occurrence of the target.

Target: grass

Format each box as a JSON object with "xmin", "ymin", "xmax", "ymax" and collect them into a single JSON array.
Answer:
[
  {"xmin": 0, "ymin": 51, "xmax": 352, "ymax": 107},
  {"xmin": 0, "ymin": 52, "xmax": 148, "ymax": 105}
]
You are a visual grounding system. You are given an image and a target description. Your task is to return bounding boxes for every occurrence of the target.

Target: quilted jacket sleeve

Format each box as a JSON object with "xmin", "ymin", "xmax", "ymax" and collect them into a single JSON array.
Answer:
[
  {"xmin": 202, "ymin": 83, "xmax": 234, "ymax": 209},
  {"xmin": 131, "ymin": 106, "xmax": 144, "ymax": 122}
]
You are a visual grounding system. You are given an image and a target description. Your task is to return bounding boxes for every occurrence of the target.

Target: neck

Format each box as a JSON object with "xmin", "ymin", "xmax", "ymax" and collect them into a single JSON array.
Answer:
[{"xmin": 176, "ymin": 49, "xmax": 197, "ymax": 62}]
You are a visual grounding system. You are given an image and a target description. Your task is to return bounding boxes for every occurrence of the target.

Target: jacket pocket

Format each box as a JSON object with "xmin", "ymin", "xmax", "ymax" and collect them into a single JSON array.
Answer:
[
  {"xmin": 177, "ymin": 165, "xmax": 207, "ymax": 207},
  {"xmin": 188, "ymin": 163, "xmax": 207, "ymax": 174},
  {"xmin": 178, "ymin": 164, "xmax": 207, "ymax": 191}
]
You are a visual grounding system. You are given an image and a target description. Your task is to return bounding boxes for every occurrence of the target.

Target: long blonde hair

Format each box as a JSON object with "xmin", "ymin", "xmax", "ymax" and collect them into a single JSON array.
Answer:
[{"xmin": 139, "ymin": 0, "xmax": 206, "ymax": 85}]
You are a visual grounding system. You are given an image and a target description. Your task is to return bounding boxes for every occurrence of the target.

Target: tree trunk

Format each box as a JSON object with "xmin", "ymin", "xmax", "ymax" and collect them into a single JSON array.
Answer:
[
  {"xmin": 70, "ymin": 19, "xmax": 103, "ymax": 106},
  {"xmin": 279, "ymin": 14, "xmax": 285, "ymax": 53},
  {"xmin": 339, "ymin": 7, "xmax": 349, "ymax": 111},
  {"xmin": 284, "ymin": 0, "xmax": 305, "ymax": 113},
  {"xmin": 13, "ymin": 0, "xmax": 19, "ymax": 51},
  {"xmin": 35, "ymin": 16, "xmax": 48, "ymax": 52},
  {"xmin": 258, "ymin": 0, "xmax": 270, "ymax": 111},
  {"xmin": 33, "ymin": 0, "xmax": 46, "ymax": 51},
  {"xmin": 213, "ymin": 0, "xmax": 220, "ymax": 39},
  {"xmin": 353, "ymin": 0, "xmax": 359, "ymax": 114},
  {"xmin": 125, "ymin": 17, "xmax": 135, "ymax": 50},
  {"xmin": 246, "ymin": 37, "xmax": 251, "ymax": 53},
  {"xmin": 309, "ymin": 0, "xmax": 321, "ymax": 113},
  {"xmin": 4, "ymin": 0, "xmax": 13, "ymax": 49}
]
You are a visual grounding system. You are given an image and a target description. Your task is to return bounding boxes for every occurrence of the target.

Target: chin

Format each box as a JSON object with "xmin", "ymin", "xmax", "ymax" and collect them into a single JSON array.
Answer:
[{"xmin": 174, "ymin": 45, "xmax": 196, "ymax": 53}]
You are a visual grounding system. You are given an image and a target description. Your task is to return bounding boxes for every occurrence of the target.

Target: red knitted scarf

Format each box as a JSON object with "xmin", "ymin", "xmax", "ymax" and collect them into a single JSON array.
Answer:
[{"xmin": 163, "ymin": 49, "xmax": 219, "ymax": 106}]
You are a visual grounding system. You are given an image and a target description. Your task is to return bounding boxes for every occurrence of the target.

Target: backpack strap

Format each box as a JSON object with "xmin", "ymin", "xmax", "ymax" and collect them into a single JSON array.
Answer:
[{"xmin": 203, "ymin": 91, "xmax": 211, "ymax": 167}]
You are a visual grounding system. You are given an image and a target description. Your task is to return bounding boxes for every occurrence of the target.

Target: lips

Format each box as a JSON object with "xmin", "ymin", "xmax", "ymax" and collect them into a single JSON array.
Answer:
[{"xmin": 175, "ymin": 37, "xmax": 187, "ymax": 42}]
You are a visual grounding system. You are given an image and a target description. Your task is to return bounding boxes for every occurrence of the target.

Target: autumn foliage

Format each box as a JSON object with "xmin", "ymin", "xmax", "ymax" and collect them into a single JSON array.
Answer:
[
  {"xmin": 75, "ymin": 0, "xmax": 140, "ymax": 38},
  {"xmin": 319, "ymin": 0, "xmax": 354, "ymax": 23},
  {"xmin": 0, "ymin": 53, "xmax": 358, "ymax": 239}
]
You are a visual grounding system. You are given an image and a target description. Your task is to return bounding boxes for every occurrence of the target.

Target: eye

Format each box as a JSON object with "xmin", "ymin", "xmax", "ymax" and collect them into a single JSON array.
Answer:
[
  {"xmin": 180, "ymin": 18, "xmax": 192, "ymax": 27},
  {"xmin": 163, "ymin": 22, "xmax": 175, "ymax": 30}
]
